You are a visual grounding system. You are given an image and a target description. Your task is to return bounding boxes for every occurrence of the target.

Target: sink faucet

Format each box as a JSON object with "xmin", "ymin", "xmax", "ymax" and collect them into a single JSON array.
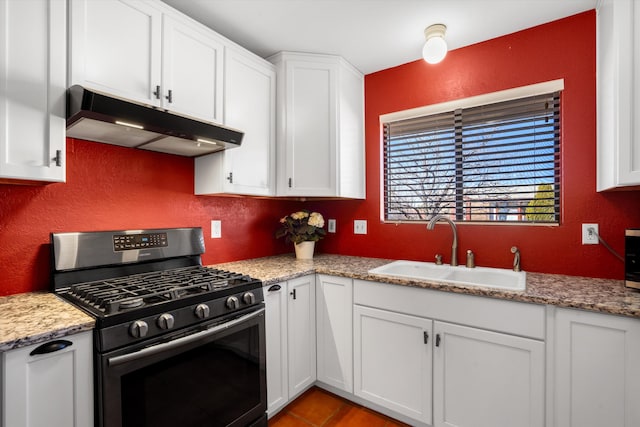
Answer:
[
  {"xmin": 511, "ymin": 246, "xmax": 521, "ymax": 272},
  {"xmin": 427, "ymin": 215, "xmax": 458, "ymax": 266}
]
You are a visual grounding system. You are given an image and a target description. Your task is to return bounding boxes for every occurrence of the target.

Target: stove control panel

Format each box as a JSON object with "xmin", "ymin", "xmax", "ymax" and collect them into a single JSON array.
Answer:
[{"xmin": 113, "ymin": 232, "xmax": 168, "ymax": 251}]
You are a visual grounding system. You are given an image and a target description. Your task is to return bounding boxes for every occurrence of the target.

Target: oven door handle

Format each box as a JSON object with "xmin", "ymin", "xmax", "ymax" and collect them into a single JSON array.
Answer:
[{"xmin": 108, "ymin": 308, "xmax": 265, "ymax": 367}]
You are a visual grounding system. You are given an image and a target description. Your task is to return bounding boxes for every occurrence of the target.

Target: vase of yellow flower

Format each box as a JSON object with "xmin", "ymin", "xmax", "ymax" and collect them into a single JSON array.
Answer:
[{"xmin": 276, "ymin": 210, "xmax": 326, "ymax": 259}]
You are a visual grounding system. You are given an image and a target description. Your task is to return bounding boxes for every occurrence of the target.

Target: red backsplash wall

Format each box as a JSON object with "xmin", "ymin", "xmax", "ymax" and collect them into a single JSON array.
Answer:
[
  {"xmin": 312, "ymin": 11, "xmax": 640, "ymax": 280},
  {"xmin": 0, "ymin": 139, "xmax": 298, "ymax": 295}
]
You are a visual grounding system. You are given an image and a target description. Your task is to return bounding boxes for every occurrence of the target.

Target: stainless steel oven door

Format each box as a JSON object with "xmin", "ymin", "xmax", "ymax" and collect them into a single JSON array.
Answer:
[{"xmin": 98, "ymin": 307, "xmax": 267, "ymax": 427}]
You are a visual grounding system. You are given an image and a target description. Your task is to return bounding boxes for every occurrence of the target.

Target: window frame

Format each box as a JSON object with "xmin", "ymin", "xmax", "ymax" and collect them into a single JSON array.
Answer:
[{"xmin": 379, "ymin": 79, "xmax": 564, "ymax": 225}]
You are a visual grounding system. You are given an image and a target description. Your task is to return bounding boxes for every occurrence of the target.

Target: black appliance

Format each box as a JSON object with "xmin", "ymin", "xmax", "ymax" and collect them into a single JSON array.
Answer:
[
  {"xmin": 625, "ymin": 229, "xmax": 640, "ymax": 290},
  {"xmin": 66, "ymin": 85, "xmax": 243, "ymax": 157},
  {"xmin": 51, "ymin": 227, "xmax": 266, "ymax": 427}
]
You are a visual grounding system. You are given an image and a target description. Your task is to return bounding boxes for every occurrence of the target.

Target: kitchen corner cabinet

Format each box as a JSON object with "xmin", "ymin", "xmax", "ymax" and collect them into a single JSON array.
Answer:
[
  {"xmin": 354, "ymin": 305, "xmax": 433, "ymax": 424},
  {"xmin": 263, "ymin": 275, "xmax": 316, "ymax": 416},
  {"xmin": 553, "ymin": 308, "xmax": 640, "ymax": 427},
  {"xmin": 195, "ymin": 48, "xmax": 276, "ymax": 196},
  {"xmin": 1, "ymin": 331, "xmax": 93, "ymax": 427},
  {"xmin": 596, "ymin": 0, "xmax": 640, "ymax": 190},
  {"xmin": 270, "ymin": 52, "xmax": 365, "ymax": 198},
  {"xmin": 0, "ymin": 0, "xmax": 66, "ymax": 183},
  {"xmin": 69, "ymin": 0, "xmax": 224, "ymax": 124},
  {"xmin": 316, "ymin": 274, "xmax": 353, "ymax": 393}
]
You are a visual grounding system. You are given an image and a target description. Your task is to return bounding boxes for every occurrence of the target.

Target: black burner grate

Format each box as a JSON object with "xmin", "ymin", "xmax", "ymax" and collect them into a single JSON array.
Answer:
[{"xmin": 67, "ymin": 266, "xmax": 251, "ymax": 315}]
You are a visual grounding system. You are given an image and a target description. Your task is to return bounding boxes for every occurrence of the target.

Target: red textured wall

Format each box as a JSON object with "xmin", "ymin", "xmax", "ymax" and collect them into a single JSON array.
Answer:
[
  {"xmin": 0, "ymin": 139, "xmax": 299, "ymax": 295},
  {"xmin": 313, "ymin": 11, "xmax": 640, "ymax": 279}
]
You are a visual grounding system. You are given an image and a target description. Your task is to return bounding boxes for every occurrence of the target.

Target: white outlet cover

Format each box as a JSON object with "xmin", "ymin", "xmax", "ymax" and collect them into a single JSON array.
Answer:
[
  {"xmin": 328, "ymin": 219, "xmax": 336, "ymax": 233},
  {"xmin": 354, "ymin": 220, "xmax": 367, "ymax": 235},
  {"xmin": 581, "ymin": 223, "xmax": 598, "ymax": 245},
  {"xmin": 211, "ymin": 220, "xmax": 222, "ymax": 238}
]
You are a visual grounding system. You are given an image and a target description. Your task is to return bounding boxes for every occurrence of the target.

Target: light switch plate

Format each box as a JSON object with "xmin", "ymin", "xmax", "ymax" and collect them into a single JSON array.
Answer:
[
  {"xmin": 354, "ymin": 220, "xmax": 367, "ymax": 235},
  {"xmin": 328, "ymin": 219, "xmax": 336, "ymax": 233},
  {"xmin": 211, "ymin": 220, "xmax": 222, "ymax": 238}
]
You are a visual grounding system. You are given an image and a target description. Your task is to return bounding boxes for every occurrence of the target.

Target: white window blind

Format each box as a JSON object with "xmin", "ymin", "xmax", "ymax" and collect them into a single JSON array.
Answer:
[{"xmin": 383, "ymin": 91, "xmax": 561, "ymax": 223}]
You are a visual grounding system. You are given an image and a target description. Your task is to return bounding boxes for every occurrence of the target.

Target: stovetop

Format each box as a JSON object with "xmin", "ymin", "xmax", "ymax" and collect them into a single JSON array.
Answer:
[{"xmin": 62, "ymin": 265, "xmax": 259, "ymax": 317}]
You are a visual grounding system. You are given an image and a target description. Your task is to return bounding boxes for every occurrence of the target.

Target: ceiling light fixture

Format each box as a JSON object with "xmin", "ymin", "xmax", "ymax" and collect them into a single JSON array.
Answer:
[{"xmin": 422, "ymin": 24, "xmax": 448, "ymax": 64}]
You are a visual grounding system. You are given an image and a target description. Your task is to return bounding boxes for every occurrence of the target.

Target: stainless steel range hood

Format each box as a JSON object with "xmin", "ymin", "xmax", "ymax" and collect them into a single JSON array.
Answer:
[{"xmin": 66, "ymin": 85, "xmax": 243, "ymax": 157}]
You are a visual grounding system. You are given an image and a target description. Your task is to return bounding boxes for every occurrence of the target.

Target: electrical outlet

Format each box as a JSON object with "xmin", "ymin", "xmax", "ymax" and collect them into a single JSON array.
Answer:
[
  {"xmin": 328, "ymin": 219, "xmax": 336, "ymax": 233},
  {"xmin": 354, "ymin": 220, "xmax": 367, "ymax": 235},
  {"xmin": 211, "ymin": 220, "xmax": 222, "ymax": 238},
  {"xmin": 582, "ymin": 223, "xmax": 598, "ymax": 245}
]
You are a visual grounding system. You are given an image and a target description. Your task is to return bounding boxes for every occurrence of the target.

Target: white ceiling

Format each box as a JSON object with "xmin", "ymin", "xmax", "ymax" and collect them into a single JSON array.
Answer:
[{"xmin": 162, "ymin": 0, "xmax": 598, "ymax": 75}]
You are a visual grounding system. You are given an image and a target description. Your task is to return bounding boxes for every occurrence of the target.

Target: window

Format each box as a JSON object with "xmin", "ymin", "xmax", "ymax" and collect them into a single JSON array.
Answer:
[{"xmin": 382, "ymin": 87, "xmax": 561, "ymax": 224}]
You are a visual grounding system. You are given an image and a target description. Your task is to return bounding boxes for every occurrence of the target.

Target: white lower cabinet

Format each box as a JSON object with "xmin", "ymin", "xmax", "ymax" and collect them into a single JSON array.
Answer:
[
  {"xmin": 263, "ymin": 275, "xmax": 316, "ymax": 417},
  {"xmin": 1, "ymin": 331, "xmax": 93, "ymax": 427},
  {"xmin": 287, "ymin": 275, "xmax": 317, "ymax": 397},
  {"xmin": 433, "ymin": 321, "xmax": 545, "ymax": 427},
  {"xmin": 316, "ymin": 274, "xmax": 353, "ymax": 393},
  {"xmin": 553, "ymin": 307, "xmax": 640, "ymax": 427},
  {"xmin": 263, "ymin": 281, "xmax": 289, "ymax": 416},
  {"xmin": 354, "ymin": 305, "xmax": 433, "ymax": 424}
]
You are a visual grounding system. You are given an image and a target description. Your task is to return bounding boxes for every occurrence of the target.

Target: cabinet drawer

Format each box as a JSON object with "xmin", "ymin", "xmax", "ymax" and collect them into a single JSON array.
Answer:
[{"xmin": 354, "ymin": 279, "xmax": 545, "ymax": 340}]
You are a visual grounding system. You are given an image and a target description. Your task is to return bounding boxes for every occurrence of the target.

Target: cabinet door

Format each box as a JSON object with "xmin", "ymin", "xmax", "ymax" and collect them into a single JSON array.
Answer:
[
  {"xmin": 194, "ymin": 48, "xmax": 276, "ymax": 196},
  {"xmin": 0, "ymin": 0, "xmax": 65, "ymax": 182},
  {"xmin": 316, "ymin": 274, "xmax": 353, "ymax": 392},
  {"xmin": 554, "ymin": 308, "xmax": 640, "ymax": 427},
  {"xmin": 433, "ymin": 321, "xmax": 544, "ymax": 427},
  {"xmin": 2, "ymin": 332, "xmax": 93, "ymax": 427},
  {"xmin": 69, "ymin": 0, "xmax": 162, "ymax": 107},
  {"xmin": 287, "ymin": 275, "xmax": 316, "ymax": 398},
  {"xmin": 162, "ymin": 14, "xmax": 224, "ymax": 123},
  {"xmin": 263, "ymin": 282, "xmax": 289, "ymax": 417},
  {"xmin": 354, "ymin": 305, "xmax": 432, "ymax": 424},
  {"xmin": 597, "ymin": 0, "xmax": 640, "ymax": 189},
  {"xmin": 279, "ymin": 58, "xmax": 337, "ymax": 196}
]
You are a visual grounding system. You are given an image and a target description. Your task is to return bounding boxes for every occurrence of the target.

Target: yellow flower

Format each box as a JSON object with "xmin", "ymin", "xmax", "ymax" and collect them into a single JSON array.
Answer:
[{"xmin": 291, "ymin": 211, "xmax": 309, "ymax": 220}]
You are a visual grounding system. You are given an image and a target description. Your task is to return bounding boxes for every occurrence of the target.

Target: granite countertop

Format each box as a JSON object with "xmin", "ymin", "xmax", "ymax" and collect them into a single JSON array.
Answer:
[
  {"xmin": 213, "ymin": 254, "xmax": 640, "ymax": 319},
  {"xmin": 0, "ymin": 292, "xmax": 95, "ymax": 352}
]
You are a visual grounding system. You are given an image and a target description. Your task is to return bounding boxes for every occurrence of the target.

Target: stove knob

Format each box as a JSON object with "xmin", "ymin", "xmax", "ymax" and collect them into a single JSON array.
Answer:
[
  {"xmin": 129, "ymin": 320, "xmax": 149, "ymax": 338},
  {"xmin": 226, "ymin": 296, "xmax": 239, "ymax": 310},
  {"xmin": 243, "ymin": 292, "xmax": 256, "ymax": 305},
  {"xmin": 157, "ymin": 313, "xmax": 175, "ymax": 330},
  {"xmin": 194, "ymin": 303, "xmax": 210, "ymax": 319}
]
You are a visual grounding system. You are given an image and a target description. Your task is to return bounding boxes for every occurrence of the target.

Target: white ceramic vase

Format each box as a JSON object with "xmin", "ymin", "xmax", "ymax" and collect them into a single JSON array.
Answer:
[{"xmin": 294, "ymin": 241, "xmax": 315, "ymax": 260}]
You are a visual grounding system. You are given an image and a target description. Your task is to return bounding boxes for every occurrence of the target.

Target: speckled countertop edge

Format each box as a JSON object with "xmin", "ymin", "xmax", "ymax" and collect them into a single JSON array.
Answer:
[
  {"xmin": 213, "ymin": 253, "xmax": 640, "ymax": 319},
  {"xmin": 0, "ymin": 292, "xmax": 95, "ymax": 352}
]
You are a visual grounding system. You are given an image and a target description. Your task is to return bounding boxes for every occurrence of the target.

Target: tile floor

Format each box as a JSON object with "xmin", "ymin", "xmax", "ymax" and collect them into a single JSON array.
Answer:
[{"xmin": 268, "ymin": 387, "xmax": 411, "ymax": 427}]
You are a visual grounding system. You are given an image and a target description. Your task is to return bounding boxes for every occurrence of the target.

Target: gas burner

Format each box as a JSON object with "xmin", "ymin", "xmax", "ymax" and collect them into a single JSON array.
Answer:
[{"xmin": 119, "ymin": 298, "xmax": 144, "ymax": 310}]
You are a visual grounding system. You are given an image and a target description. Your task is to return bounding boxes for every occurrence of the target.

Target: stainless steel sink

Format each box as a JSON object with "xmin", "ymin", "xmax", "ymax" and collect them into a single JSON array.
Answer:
[{"xmin": 368, "ymin": 260, "xmax": 526, "ymax": 291}]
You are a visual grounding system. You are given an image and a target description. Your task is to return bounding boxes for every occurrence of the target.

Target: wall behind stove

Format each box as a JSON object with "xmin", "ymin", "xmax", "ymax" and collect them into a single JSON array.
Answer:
[{"xmin": 0, "ymin": 139, "xmax": 299, "ymax": 296}]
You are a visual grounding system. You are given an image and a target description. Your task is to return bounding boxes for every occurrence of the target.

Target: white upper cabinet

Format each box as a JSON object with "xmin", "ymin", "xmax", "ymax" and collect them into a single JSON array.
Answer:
[
  {"xmin": 161, "ymin": 13, "xmax": 224, "ymax": 123},
  {"xmin": 270, "ymin": 52, "xmax": 365, "ymax": 198},
  {"xmin": 69, "ymin": 0, "xmax": 162, "ymax": 107},
  {"xmin": 195, "ymin": 46, "xmax": 276, "ymax": 196},
  {"xmin": 0, "ymin": 0, "xmax": 66, "ymax": 182},
  {"xmin": 69, "ymin": 0, "xmax": 224, "ymax": 124},
  {"xmin": 597, "ymin": 0, "xmax": 640, "ymax": 190}
]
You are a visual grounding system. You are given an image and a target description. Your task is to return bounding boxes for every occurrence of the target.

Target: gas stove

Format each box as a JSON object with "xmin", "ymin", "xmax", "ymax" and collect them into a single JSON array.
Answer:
[{"xmin": 51, "ymin": 227, "xmax": 263, "ymax": 352}]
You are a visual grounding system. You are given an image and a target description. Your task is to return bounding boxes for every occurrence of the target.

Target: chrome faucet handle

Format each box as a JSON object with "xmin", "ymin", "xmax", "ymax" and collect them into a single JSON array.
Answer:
[
  {"xmin": 466, "ymin": 250, "xmax": 475, "ymax": 268},
  {"xmin": 435, "ymin": 254, "xmax": 443, "ymax": 265},
  {"xmin": 511, "ymin": 246, "xmax": 521, "ymax": 272}
]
